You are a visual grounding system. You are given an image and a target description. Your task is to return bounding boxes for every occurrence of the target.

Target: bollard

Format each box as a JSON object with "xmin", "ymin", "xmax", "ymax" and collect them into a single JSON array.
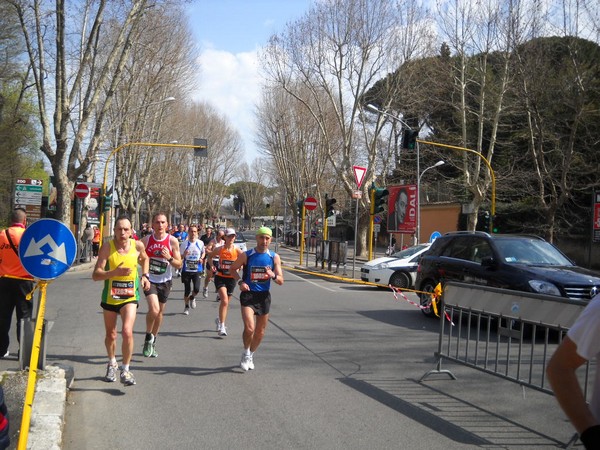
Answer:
[{"xmin": 19, "ymin": 318, "xmax": 52, "ymax": 370}]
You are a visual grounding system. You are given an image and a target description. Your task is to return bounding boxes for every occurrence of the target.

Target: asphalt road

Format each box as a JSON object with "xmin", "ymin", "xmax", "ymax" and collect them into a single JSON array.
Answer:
[{"xmin": 27, "ymin": 242, "xmax": 578, "ymax": 449}]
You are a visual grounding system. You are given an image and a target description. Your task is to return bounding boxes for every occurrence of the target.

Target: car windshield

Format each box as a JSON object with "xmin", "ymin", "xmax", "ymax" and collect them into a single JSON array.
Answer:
[
  {"xmin": 494, "ymin": 238, "xmax": 573, "ymax": 266},
  {"xmin": 391, "ymin": 244, "xmax": 430, "ymax": 259}
]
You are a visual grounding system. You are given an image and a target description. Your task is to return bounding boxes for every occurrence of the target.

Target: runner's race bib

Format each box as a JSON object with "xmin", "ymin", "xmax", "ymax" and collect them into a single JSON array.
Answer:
[
  {"xmin": 149, "ymin": 258, "xmax": 168, "ymax": 274},
  {"xmin": 220, "ymin": 259, "xmax": 233, "ymax": 275},
  {"xmin": 250, "ymin": 266, "xmax": 269, "ymax": 283},
  {"xmin": 186, "ymin": 256, "xmax": 199, "ymax": 271},
  {"xmin": 111, "ymin": 280, "xmax": 135, "ymax": 299}
]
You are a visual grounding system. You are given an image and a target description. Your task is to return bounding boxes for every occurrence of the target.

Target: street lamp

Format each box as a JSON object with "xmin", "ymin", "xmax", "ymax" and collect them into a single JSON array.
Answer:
[{"xmin": 417, "ymin": 160, "xmax": 445, "ymax": 243}]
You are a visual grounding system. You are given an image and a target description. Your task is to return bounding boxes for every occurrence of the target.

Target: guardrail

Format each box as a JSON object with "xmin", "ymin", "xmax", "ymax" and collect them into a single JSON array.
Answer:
[{"xmin": 420, "ymin": 282, "xmax": 591, "ymax": 447}]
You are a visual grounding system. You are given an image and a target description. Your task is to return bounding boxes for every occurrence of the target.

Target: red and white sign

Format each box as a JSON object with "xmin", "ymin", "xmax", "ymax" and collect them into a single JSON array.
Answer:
[
  {"xmin": 74, "ymin": 183, "xmax": 90, "ymax": 199},
  {"xmin": 353, "ymin": 165, "xmax": 367, "ymax": 189},
  {"xmin": 304, "ymin": 196, "xmax": 318, "ymax": 211},
  {"xmin": 387, "ymin": 184, "xmax": 418, "ymax": 234}
]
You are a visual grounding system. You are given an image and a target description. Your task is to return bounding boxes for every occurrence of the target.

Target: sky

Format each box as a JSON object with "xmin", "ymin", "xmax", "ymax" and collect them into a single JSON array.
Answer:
[{"xmin": 186, "ymin": 0, "xmax": 314, "ymax": 163}]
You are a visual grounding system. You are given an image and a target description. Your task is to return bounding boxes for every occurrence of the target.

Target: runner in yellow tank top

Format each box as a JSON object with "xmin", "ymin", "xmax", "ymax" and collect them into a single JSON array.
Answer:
[{"xmin": 93, "ymin": 216, "xmax": 150, "ymax": 386}]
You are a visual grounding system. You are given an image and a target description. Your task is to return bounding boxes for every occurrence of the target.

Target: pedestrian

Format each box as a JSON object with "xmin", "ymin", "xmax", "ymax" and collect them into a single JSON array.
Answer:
[
  {"xmin": 0, "ymin": 208, "xmax": 34, "ymax": 359},
  {"xmin": 92, "ymin": 215, "xmax": 150, "ymax": 386},
  {"xmin": 180, "ymin": 225, "xmax": 205, "ymax": 315},
  {"xmin": 547, "ymin": 293, "xmax": 600, "ymax": 449},
  {"xmin": 206, "ymin": 228, "xmax": 240, "ymax": 336},
  {"xmin": 140, "ymin": 212, "xmax": 182, "ymax": 357},
  {"xmin": 81, "ymin": 223, "xmax": 94, "ymax": 262},
  {"xmin": 230, "ymin": 226, "xmax": 283, "ymax": 371},
  {"xmin": 92, "ymin": 225, "xmax": 100, "ymax": 257},
  {"xmin": 203, "ymin": 228, "xmax": 224, "ymax": 299}
]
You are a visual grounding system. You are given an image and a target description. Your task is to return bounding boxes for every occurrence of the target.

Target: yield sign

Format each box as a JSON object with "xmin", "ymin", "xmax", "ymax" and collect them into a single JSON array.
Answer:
[{"xmin": 353, "ymin": 165, "xmax": 367, "ymax": 189}]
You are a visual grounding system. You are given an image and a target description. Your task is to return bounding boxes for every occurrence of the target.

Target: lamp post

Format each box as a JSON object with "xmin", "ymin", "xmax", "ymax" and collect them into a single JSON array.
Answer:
[{"xmin": 417, "ymin": 160, "xmax": 445, "ymax": 243}]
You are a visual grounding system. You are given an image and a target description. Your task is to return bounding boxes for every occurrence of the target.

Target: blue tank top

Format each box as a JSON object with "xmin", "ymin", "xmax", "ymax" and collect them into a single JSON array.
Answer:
[{"xmin": 242, "ymin": 249, "xmax": 275, "ymax": 292}]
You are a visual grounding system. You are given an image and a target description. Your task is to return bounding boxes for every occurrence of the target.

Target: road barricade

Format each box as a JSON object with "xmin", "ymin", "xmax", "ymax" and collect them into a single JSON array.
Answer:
[
  {"xmin": 315, "ymin": 240, "xmax": 348, "ymax": 273},
  {"xmin": 421, "ymin": 282, "xmax": 591, "ymax": 394}
]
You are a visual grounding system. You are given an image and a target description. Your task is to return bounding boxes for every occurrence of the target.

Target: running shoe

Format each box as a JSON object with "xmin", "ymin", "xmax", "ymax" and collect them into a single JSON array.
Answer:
[
  {"xmin": 215, "ymin": 317, "xmax": 221, "ymax": 332},
  {"xmin": 105, "ymin": 362, "xmax": 118, "ymax": 382},
  {"xmin": 240, "ymin": 353, "xmax": 254, "ymax": 371},
  {"xmin": 190, "ymin": 296, "xmax": 196, "ymax": 309},
  {"xmin": 203, "ymin": 287, "xmax": 208, "ymax": 298},
  {"xmin": 218, "ymin": 324, "xmax": 227, "ymax": 337},
  {"xmin": 119, "ymin": 369, "xmax": 136, "ymax": 386},
  {"xmin": 142, "ymin": 338, "xmax": 153, "ymax": 357},
  {"xmin": 150, "ymin": 343, "xmax": 158, "ymax": 358},
  {"xmin": 183, "ymin": 306, "xmax": 189, "ymax": 315}
]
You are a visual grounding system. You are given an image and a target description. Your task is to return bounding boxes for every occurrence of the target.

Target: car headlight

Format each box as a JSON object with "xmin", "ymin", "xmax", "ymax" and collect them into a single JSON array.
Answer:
[
  {"xmin": 371, "ymin": 263, "xmax": 389, "ymax": 270},
  {"xmin": 529, "ymin": 280, "xmax": 561, "ymax": 296}
]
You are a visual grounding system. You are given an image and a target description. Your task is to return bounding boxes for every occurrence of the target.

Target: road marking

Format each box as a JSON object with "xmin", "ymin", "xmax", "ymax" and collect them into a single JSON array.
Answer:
[{"xmin": 285, "ymin": 270, "xmax": 337, "ymax": 292}]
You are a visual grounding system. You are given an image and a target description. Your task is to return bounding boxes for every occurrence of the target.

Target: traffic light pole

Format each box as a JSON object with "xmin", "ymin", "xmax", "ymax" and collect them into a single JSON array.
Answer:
[
  {"xmin": 368, "ymin": 187, "xmax": 375, "ymax": 260},
  {"xmin": 99, "ymin": 141, "xmax": 205, "ymax": 244},
  {"xmin": 299, "ymin": 203, "xmax": 306, "ymax": 265}
]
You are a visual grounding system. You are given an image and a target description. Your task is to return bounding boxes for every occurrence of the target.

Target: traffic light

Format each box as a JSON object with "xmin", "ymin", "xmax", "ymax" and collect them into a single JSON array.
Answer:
[
  {"xmin": 492, "ymin": 214, "xmax": 501, "ymax": 233},
  {"xmin": 370, "ymin": 187, "xmax": 389, "ymax": 215},
  {"xmin": 325, "ymin": 195, "xmax": 336, "ymax": 217},
  {"xmin": 296, "ymin": 200, "xmax": 304, "ymax": 216},
  {"xmin": 402, "ymin": 129, "xmax": 419, "ymax": 150},
  {"xmin": 477, "ymin": 210, "xmax": 490, "ymax": 231},
  {"xmin": 103, "ymin": 195, "xmax": 112, "ymax": 212}
]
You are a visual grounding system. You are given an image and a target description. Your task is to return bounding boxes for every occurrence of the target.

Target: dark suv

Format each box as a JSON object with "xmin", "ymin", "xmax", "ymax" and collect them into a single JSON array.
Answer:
[{"xmin": 416, "ymin": 231, "xmax": 600, "ymax": 317}]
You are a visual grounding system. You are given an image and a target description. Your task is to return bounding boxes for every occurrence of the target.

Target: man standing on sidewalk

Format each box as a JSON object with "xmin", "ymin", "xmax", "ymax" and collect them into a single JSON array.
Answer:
[
  {"xmin": 141, "ymin": 213, "xmax": 182, "ymax": 357},
  {"xmin": 92, "ymin": 215, "xmax": 150, "ymax": 386},
  {"xmin": 230, "ymin": 226, "xmax": 283, "ymax": 371},
  {"xmin": 0, "ymin": 208, "xmax": 34, "ymax": 359}
]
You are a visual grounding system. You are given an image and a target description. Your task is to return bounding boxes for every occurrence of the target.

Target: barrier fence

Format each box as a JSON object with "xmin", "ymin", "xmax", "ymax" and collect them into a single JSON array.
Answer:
[
  {"xmin": 315, "ymin": 240, "xmax": 348, "ymax": 273},
  {"xmin": 420, "ymin": 282, "xmax": 591, "ymax": 447}
]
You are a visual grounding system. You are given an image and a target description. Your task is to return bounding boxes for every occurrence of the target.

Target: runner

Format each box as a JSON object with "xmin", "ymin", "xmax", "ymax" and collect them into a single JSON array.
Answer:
[
  {"xmin": 230, "ymin": 226, "xmax": 283, "ymax": 371},
  {"xmin": 180, "ymin": 225, "xmax": 205, "ymax": 315},
  {"xmin": 206, "ymin": 228, "xmax": 240, "ymax": 336},
  {"xmin": 92, "ymin": 215, "xmax": 150, "ymax": 386},
  {"xmin": 203, "ymin": 228, "xmax": 224, "ymax": 299},
  {"xmin": 172, "ymin": 224, "xmax": 188, "ymax": 277},
  {"xmin": 140, "ymin": 213, "xmax": 182, "ymax": 357}
]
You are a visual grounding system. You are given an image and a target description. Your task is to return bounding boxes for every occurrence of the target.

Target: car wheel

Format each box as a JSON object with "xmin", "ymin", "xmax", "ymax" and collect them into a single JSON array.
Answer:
[
  {"xmin": 389, "ymin": 271, "xmax": 411, "ymax": 289},
  {"xmin": 419, "ymin": 279, "xmax": 439, "ymax": 318}
]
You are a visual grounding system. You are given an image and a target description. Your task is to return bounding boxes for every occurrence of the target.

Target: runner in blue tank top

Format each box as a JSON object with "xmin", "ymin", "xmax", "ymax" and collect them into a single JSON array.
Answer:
[{"xmin": 230, "ymin": 226, "xmax": 283, "ymax": 371}]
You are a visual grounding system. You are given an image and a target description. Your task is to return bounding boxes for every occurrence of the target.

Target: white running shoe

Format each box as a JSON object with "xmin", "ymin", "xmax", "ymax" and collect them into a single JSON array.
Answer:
[
  {"xmin": 240, "ymin": 353, "xmax": 254, "ymax": 371},
  {"xmin": 190, "ymin": 297, "xmax": 196, "ymax": 309},
  {"xmin": 183, "ymin": 306, "xmax": 189, "ymax": 315},
  {"xmin": 203, "ymin": 287, "xmax": 208, "ymax": 298},
  {"xmin": 218, "ymin": 324, "xmax": 227, "ymax": 337},
  {"xmin": 215, "ymin": 317, "xmax": 221, "ymax": 332}
]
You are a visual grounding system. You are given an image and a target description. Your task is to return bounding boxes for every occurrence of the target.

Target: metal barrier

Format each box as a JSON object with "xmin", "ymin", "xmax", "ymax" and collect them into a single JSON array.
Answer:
[
  {"xmin": 420, "ymin": 282, "xmax": 590, "ymax": 446},
  {"xmin": 315, "ymin": 240, "xmax": 348, "ymax": 274}
]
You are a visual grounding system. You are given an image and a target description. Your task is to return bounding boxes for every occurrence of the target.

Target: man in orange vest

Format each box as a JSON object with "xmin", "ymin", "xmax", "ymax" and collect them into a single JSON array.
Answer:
[{"xmin": 0, "ymin": 208, "xmax": 34, "ymax": 359}]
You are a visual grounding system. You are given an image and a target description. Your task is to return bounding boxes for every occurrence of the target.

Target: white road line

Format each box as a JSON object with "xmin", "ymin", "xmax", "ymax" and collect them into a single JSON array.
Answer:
[{"xmin": 285, "ymin": 269, "xmax": 337, "ymax": 292}]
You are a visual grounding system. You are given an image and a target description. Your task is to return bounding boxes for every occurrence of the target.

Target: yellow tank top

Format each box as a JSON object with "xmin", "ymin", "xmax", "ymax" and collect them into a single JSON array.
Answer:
[{"xmin": 101, "ymin": 239, "xmax": 140, "ymax": 306}]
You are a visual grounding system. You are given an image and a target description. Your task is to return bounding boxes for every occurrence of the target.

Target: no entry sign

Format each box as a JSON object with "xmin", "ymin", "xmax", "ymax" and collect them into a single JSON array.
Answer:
[
  {"xmin": 304, "ymin": 196, "xmax": 318, "ymax": 211},
  {"xmin": 74, "ymin": 183, "xmax": 90, "ymax": 199}
]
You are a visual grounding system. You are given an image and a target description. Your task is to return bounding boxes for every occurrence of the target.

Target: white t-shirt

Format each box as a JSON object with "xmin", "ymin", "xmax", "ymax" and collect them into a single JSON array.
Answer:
[{"xmin": 567, "ymin": 294, "xmax": 600, "ymax": 420}]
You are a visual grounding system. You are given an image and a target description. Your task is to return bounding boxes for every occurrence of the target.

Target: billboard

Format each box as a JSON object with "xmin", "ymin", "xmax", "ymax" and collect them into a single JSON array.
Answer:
[{"xmin": 387, "ymin": 184, "xmax": 417, "ymax": 234}]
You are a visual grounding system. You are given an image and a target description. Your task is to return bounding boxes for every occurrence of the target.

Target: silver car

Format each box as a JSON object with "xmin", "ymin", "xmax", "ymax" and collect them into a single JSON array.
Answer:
[{"xmin": 360, "ymin": 243, "xmax": 431, "ymax": 289}]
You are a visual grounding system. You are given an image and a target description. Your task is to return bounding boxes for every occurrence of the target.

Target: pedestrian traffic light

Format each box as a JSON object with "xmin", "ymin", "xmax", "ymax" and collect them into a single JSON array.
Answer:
[
  {"xmin": 325, "ymin": 195, "xmax": 336, "ymax": 217},
  {"xmin": 370, "ymin": 187, "xmax": 389, "ymax": 215},
  {"xmin": 402, "ymin": 129, "xmax": 419, "ymax": 150}
]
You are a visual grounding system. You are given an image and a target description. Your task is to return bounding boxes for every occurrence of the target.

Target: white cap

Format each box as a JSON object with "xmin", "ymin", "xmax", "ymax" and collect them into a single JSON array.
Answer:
[{"xmin": 225, "ymin": 228, "xmax": 236, "ymax": 236}]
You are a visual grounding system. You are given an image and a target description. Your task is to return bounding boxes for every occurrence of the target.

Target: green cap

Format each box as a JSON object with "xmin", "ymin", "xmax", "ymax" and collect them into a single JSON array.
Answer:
[{"xmin": 256, "ymin": 226, "xmax": 272, "ymax": 237}]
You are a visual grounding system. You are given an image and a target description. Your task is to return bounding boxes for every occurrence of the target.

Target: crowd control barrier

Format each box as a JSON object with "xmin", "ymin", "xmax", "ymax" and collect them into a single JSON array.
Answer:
[
  {"xmin": 315, "ymin": 240, "xmax": 348, "ymax": 274},
  {"xmin": 420, "ymin": 282, "xmax": 591, "ymax": 447}
]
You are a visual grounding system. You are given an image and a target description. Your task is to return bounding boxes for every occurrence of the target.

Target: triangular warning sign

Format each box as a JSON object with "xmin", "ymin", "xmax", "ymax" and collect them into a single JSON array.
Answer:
[{"xmin": 353, "ymin": 165, "xmax": 367, "ymax": 189}]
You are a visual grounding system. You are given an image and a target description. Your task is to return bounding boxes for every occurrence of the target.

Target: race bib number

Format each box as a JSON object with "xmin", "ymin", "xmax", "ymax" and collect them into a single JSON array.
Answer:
[
  {"xmin": 220, "ymin": 259, "xmax": 233, "ymax": 275},
  {"xmin": 149, "ymin": 258, "xmax": 168, "ymax": 274},
  {"xmin": 250, "ymin": 266, "xmax": 269, "ymax": 283},
  {"xmin": 111, "ymin": 280, "xmax": 135, "ymax": 299},
  {"xmin": 186, "ymin": 256, "xmax": 199, "ymax": 271}
]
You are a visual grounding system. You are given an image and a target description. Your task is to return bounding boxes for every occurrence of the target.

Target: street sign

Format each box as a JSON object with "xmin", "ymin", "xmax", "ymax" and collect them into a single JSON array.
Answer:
[
  {"xmin": 304, "ymin": 196, "xmax": 318, "ymax": 211},
  {"xmin": 14, "ymin": 178, "xmax": 43, "ymax": 221},
  {"xmin": 430, "ymin": 231, "xmax": 442, "ymax": 242},
  {"xmin": 74, "ymin": 183, "xmax": 90, "ymax": 199},
  {"xmin": 19, "ymin": 219, "xmax": 77, "ymax": 280},
  {"xmin": 351, "ymin": 190, "xmax": 362, "ymax": 199},
  {"xmin": 353, "ymin": 165, "xmax": 367, "ymax": 189},
  {"xmin": 374, "ymin": 215, "xmax": 382, "ymax": 224}
]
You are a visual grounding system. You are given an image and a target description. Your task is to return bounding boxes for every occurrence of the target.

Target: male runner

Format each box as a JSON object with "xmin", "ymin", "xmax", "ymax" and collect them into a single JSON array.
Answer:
[
  {"xmin": 180, "ymin": 225, "xmax": 205, "ymax": 315},
  {"xmin": 203, "ymin": 228, "xmax": 224, "ymax": 299},
  {"xmin": 207, "ymin": 228, "xmax": 240, "ymax": 336},
  {"xmin": 172, "ymin": 224, "xmax": 188, "ymax": 277},
  {"xmin": 231, "ymin": 226, "xmax": 283, "ymax": 371},
  {"xmin": 141, "ymin": 213, "xmax": 182, "ymax": 357},
  {"xmin": 92, "ymin": 215, "xmax": 150, "ymax": 386}
]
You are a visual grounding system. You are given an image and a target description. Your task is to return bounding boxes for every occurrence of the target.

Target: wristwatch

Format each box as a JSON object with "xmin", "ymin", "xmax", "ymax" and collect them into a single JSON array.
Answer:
[
  {"xmin": 142, "ymin": 273, "xmax": 150, "ymax": 279},
  {"xmin": 271, "ymin": 275, "xmax": 277, "ymax": 280},
  {"xmin": 168, "ymin": 257, "xmax": 174, "ymax": 263},
  {"xmin": 238, "ymin": 280, "xmax": 244, "ymax": 286}
]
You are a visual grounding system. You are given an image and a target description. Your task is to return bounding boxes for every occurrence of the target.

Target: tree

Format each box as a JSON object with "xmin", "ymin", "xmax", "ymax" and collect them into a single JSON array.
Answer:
[{"xmin": 8, "ymin": 0, "xmax": 164, "ymax": 224}]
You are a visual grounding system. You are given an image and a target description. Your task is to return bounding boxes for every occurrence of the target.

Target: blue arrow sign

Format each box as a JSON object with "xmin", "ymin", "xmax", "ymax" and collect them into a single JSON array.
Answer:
[
  {"xmin": 19, "ymin": 219, "xmax": 77, "ymax": 280},
  {"xmin": 429, "ymin": 231, "xmax": 442, "ymax": 242}
]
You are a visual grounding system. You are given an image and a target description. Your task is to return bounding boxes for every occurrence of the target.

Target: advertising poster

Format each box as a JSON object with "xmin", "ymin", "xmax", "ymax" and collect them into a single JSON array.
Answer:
[
  {"xmin": 87, "ymin": 183, "xmax": 102, "ymax": 225},
  {"xmin": 387, "ymin": 184, "xmax": 417, "ymax": 234}
]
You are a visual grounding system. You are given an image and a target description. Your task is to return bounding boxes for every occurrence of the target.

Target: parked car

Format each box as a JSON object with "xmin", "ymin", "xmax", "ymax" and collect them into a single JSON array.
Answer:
[
  {"xmin": 234, "ymin": 234, "xmax": 247, "ymax": 252},
  {"xmin": 361, "ymin": 243, "xmax": 431, "ymax": 289},
  {"xmin": 416, "ymin": 231, "xmax": 600, "ymax": 317}
]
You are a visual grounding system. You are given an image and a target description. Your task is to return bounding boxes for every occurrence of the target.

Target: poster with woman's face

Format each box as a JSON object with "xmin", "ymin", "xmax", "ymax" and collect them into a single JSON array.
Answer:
[{"xmin": 387, "ymin": 185, "xmax": 417, "ymax": 234}]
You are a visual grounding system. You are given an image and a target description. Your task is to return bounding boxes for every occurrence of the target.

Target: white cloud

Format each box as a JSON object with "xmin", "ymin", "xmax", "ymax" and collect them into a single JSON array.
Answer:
[{"xmin": 193, "ymin": 47, "xmax": 262, "ymax": 162}]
